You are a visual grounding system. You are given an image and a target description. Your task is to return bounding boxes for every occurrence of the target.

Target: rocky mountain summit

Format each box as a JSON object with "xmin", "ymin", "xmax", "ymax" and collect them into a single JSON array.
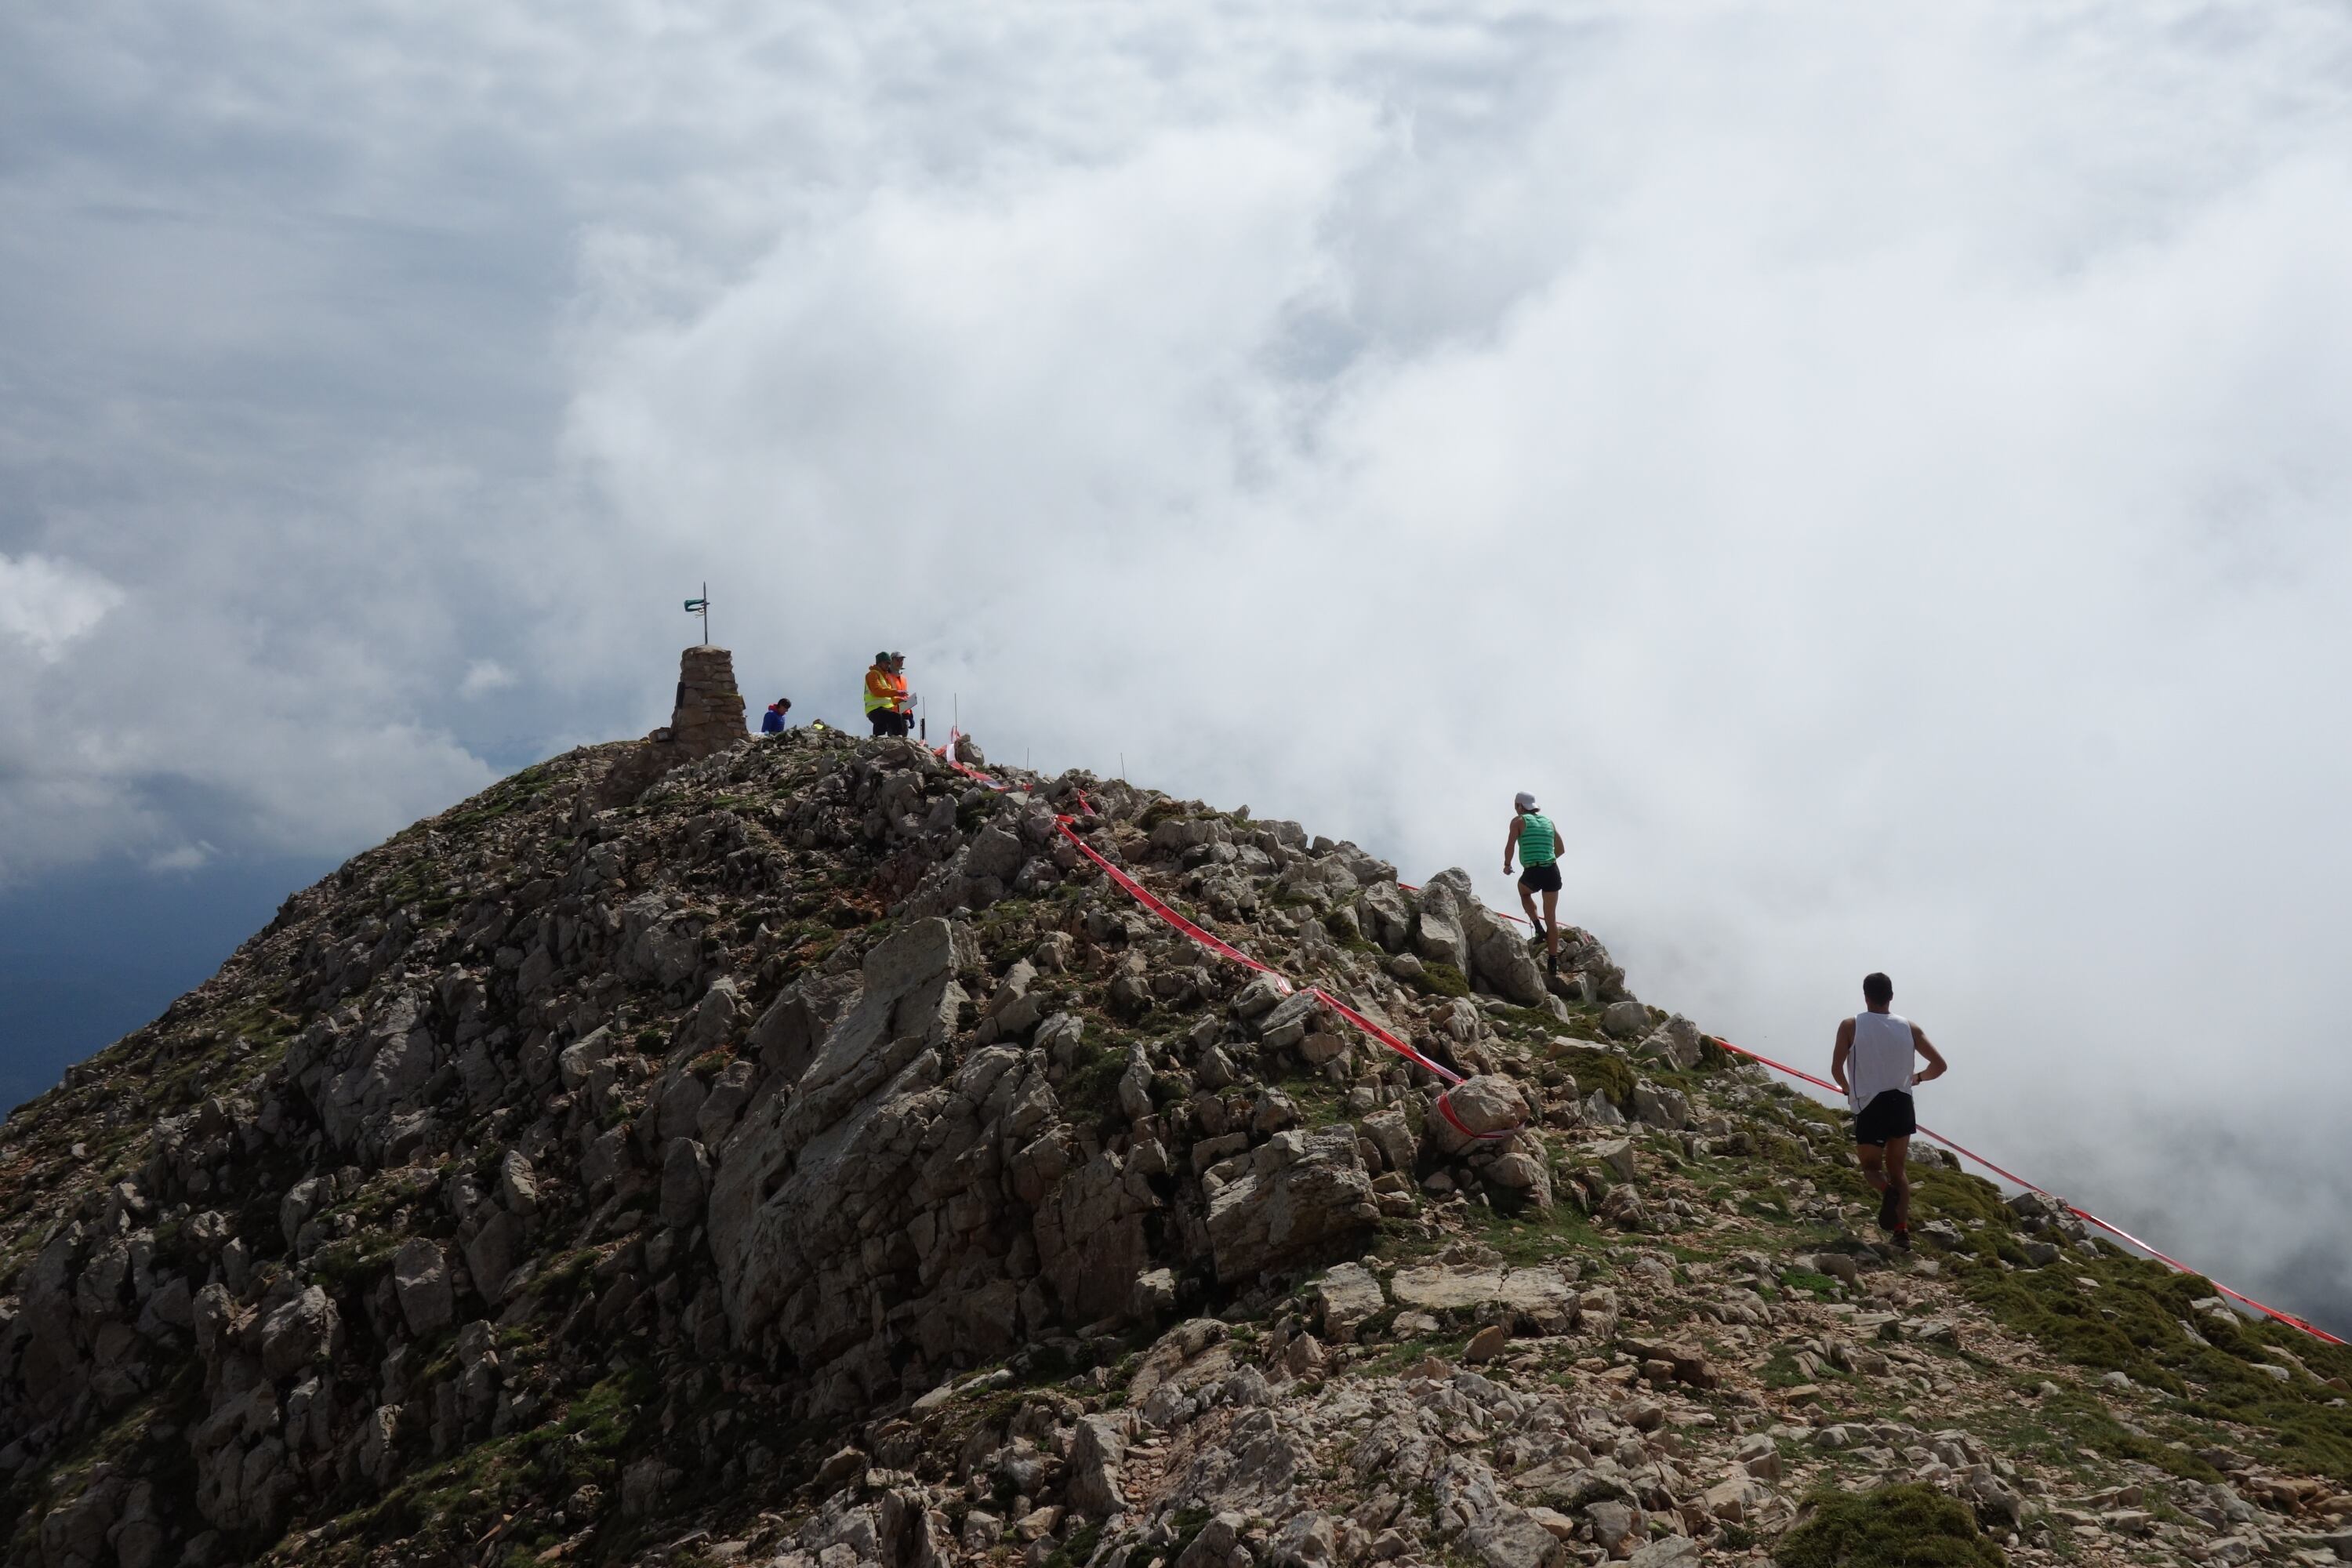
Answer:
[{"xmin": 4, "ymin": 709, "xmax": 2350, "ymax": 1568}]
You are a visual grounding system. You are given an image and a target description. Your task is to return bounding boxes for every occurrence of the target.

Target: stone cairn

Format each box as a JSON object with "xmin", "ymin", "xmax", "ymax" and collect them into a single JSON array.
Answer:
[{"xmin": 653, "ymin": 644, "xmax": 746, "ymax": 766}]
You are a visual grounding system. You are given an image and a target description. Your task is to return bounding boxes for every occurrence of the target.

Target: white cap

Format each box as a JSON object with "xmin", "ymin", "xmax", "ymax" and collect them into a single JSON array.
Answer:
[{"xmin": 1514, "ymin": 791, "xmax": 1538, "ymax": 811}]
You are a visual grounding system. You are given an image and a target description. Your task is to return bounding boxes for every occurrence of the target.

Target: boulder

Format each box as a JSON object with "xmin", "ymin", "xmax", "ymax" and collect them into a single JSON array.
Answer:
[
  {"xmin": 1592, "ymin": 1138, "xmax": 1637, "ymax": 1183},
  {"xmin": 1360, "ymin": 1108, "xmax": 1417, "ymax": 1174},
  {"xmin": 1462, "ymin": 1508, "xmax": 1562, "ymax": 1568},
  {"xmin": 392, "ymin": 1239, "xmax": 455, "ymax": 1336},
  {"xmin": 1600, "ymin": 1001, "xmax": 1650, "ymax": 1039},
  {"xmin": 1413, "ymin": 909, "xmax": 1469, "ymax": 975},
  {"xmin": 258, "ymin": 1287, "xmax": 342, "ymax": 1381},
  {"xmin": 1131, "ymin": 1268, "xmax": 1178, "ymax": 1318},
  {"xmin": 1232, "ymin": 974, "xmax": 1289, "ymax": 1018},
  {"xmin": 1206, "ymin": 1127, "xmax": 1380, "ymax": 1283},
  {"xmin": 1358, "ymin": 881, "xmax": 1414, "ymax": 951},
  {"xmin": 747, "ymin": 971, "xmax": 864, "ymax": 1082},
  {"xmin": 1258, "ymin": 991, "xmax": 1321, "ymax": 1050},
  {"xmin": 1388, "ymin": 1264, "xmax": 1577, "ymax": 1334},
  {"xmin": 1584, "ymin": 1501, "xmax": 1639, "ymax": 1551},
  {"xmin": 1621, "ymin": 1335, "xmax": 1715, "ymax": 1388},
  {"xmin": 1314, "ymin": 1262, "xmax": 1387, "ymax": 1344},
  {"xmin": 463, "ymin": 1210, "xmax": 524, "ymax": 1305},
  {"xmin": 1036, "ymin": 1150, "xmax": 1154, "ymax": 1323},
  {"xmin": 1635, "ymin": 1016, "xmax": 1704, "ymax": 1070},
  {"xmin": 497, "ymin": 1150, "xmax": 540, "ymax": 1217},
  {"xmin": 1425, "ymin": 1076, "xmax": 1530, "ymax": 1156},
  {"xmin": 965, "ymin": 826, "xmax": 1026, "ymax": 883},
  {"xmin": 659, "ymin": 1137, "xmax": 710, "ymax": 1229},
  {"xmin": 1631, "ymin": 1082, "xmax": 1690, "ymax": 1131},
  {"xmin": 706, "ymin": 918, "xmax": 977, "ymax": 1343},
  {"xmin": 1065, "ymin": 1415, "xmax": 1128, "ymax": 1519},
  {"xmin": 1464, "ymin": 904, "xmax": 1548, "ymax": 1007}
]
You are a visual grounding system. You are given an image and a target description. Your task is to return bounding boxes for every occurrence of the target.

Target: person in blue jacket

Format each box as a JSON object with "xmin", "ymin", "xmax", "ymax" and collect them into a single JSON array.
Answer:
[{"xmin": 760, "ymin": 698, "xmax": 791, "ymax": 735}]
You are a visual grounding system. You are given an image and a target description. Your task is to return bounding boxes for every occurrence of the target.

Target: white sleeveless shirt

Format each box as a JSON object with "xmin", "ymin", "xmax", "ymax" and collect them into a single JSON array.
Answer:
[{"xmin": 1848, "ymin": 1010, "xmax": 1918, "ymax": 1109}]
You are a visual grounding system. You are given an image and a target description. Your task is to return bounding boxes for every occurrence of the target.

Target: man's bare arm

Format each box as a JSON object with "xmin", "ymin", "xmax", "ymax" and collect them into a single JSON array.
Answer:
[
  {"xmin": 1911, "ymin": 1025, "xmax": 1948, "ymax": 1084},
  {"xmin": 1503, "ymin": 817, "xmax": 1523, "ymax": 873},
  {"xmin": 1831, "ymin": 1018, "xmax": 1856, "ymax": 1096}
]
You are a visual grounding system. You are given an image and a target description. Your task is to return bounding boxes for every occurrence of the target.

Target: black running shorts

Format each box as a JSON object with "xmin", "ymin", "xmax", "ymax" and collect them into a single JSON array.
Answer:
[
  {"xmin": 1519, "ymin": 862, "xmax": 1563, "ymax": 894},
  {"xmin": 1853, "ymin": 1089, "xmax": 1916, "ymax": 1148}
]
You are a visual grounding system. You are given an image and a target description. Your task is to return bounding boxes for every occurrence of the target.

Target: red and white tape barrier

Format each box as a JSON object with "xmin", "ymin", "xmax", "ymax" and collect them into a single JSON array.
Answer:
[
  {"xmin": 931, "ymin": 740, "xmax": 2338, "ymax": 1340},
  {"xmin": 934, "ymin": 737, "xmax": 1516, "ymax": 1142},
  {"xmin": 1708, "ymin": 1036, "xmax": 2345, "ymax": 1347}
]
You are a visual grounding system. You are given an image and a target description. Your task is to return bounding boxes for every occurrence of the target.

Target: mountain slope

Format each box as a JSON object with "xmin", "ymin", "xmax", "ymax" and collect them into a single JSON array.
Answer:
[{"xmin": 2, "ymin": 728, "xmax": 2348, "ymax": 1568}]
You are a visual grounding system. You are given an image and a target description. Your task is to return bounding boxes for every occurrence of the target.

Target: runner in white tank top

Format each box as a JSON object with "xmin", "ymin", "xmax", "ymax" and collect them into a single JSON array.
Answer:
[{"xmin": 1831, "ymin": 972, "xmax": 1949, "ymax": 1248}]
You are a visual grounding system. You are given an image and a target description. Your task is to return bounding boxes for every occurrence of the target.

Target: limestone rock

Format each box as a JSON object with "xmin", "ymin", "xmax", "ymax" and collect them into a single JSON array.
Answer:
[
  {"xmin": 1592, "ymin": 1138, "xmax": 1637, "ymax": 1183},
  {"xmin": 1205, "ymin": 1127, "xmax": 1379, "ymax": 1283},
  {"xmin": 392, "ymin": 1239, "xmax": 455, "ymax": 1336},
  {"xmin": 1314, "ymin": 1262, "xmax": 1386, "ymax": 1344},
  {"xmin": 1425, "ymin": 1075, "xmax": 1530, "ymax": 1156},
  {"xmin": 1631, "ymin": 1081, "xmax": 1690, "ymax": 1131},
  {"xmin": 1601, "ymin": 1000, "xmax": 1650, "ymax": 1037},
  {"xmin": 258, "ymin": 1287, "xmax": 342, "ymax": 1381},
  {"xmin": 1388, "ymin": 1264, "xmax": 1577, "ymax": 1334},
  {"xmin": 1065, "ymin": 1415, "xmax": 1128, "ymax": 1519},
  {"xmin": 659, "ymin": 1137, "xmax": 710, "ymax": 1229}
]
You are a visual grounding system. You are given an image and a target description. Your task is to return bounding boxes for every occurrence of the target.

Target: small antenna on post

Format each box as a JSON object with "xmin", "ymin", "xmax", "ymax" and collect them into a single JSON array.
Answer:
[{"xmin": 683, "ymin": 583, "xmax": 711, "ymax": 646}]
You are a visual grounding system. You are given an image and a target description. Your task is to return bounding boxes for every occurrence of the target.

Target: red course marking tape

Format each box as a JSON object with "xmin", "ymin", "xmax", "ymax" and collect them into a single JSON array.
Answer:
[
  {"xmin": 944, "ymin": 748, "xmax": 2328, "ymax": 1333},
  {"xmin": 1711, "ymin": 1037, "xmax": 2347, "ymax": 1346},
  {"xmin": 933, "ymin": 742, "xmax": 1518, "ymax": 1142}
]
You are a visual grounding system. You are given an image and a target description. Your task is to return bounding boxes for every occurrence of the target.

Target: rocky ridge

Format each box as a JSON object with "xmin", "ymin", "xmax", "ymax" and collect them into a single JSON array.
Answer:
[{"xmin": 2, "ymin": 721, "xmax": 2350, "ymax": 1568}]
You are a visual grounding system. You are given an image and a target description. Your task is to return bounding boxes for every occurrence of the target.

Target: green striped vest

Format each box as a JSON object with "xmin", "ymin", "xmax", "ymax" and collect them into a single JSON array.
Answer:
[{"xmin": 1519, "ymin": 812, "xmax": 1559, "ymax": 866}]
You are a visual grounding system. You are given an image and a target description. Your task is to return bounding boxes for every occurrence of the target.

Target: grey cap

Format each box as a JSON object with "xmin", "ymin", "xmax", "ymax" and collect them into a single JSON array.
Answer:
[{"xmin": 1514, "ymin": 791, "xmax": 1538, "ymax": 811}]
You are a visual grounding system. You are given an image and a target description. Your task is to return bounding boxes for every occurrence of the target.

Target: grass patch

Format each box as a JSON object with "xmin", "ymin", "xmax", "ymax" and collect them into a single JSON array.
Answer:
[
  {"xmin": 1547, "ymin": 1044, "xmax": 1635, "ymax": 1109},
  {"xmin": 1780, "ymin": 1269, "xmax": 1842, "ymax": 1302},
  {"xmin": 1774, "ymin": 1482, "xmax": 2005, "ymax": 1566},
  {"xmin": 308, "ymin": 1234, "xmax": 401, "ymax": 1290},
  {"xmin": 1460, "ymin": 1192, "xmax": 1608, "ymax": 1268},
  {"xmin": 1907, "ymin": 1167, "xmax": 2012, "ymax": 1235},
  {"xmin": 1956, "ymin": 1252, "xmax": 2352, "ymax": 1484},
  {"xmin": 1062, "ymin": 1043, "xmax": 1131, "ymax": 1123},
  {"xmin": 1043, "ymin": 1522, "xmax": 1103, "ymax": 1568},
  {"xmin": 1412, "ymin": 962, "xmax": 1470, "ymax": 999}
]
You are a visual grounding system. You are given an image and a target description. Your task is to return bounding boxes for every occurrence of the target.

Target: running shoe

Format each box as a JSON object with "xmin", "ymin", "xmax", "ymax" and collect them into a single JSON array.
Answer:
[{"xmin": 1891, "ymin": 1225, "xmax": 1912, "ymax": 1252}]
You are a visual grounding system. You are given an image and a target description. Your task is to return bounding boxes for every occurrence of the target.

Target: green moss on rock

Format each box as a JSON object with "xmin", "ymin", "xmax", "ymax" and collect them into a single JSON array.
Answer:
[{"xmin": 1774, "ymin": 1483, "xmax": 2005, "ymax": 1567}]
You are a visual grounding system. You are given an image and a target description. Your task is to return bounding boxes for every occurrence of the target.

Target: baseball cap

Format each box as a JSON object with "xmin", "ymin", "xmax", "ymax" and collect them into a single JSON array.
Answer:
[{"xmin": 1514, "ymin": 791, "xmax": 1538, "ymax": 811}]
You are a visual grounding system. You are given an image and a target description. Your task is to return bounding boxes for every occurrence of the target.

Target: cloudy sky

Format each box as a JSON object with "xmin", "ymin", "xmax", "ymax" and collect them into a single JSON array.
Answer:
[{"xmin": 5, "ymin": 2, "xmax": 2350, "ymax": 1326}]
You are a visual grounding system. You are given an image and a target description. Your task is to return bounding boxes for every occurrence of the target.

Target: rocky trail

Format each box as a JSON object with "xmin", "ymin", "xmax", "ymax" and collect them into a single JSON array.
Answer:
[{"xmin": 4, "ymin": 688, "xmax": 2350, "ymax": 1568}]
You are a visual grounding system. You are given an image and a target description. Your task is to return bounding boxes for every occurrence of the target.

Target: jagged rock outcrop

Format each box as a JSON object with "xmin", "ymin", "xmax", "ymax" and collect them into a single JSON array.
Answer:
[{"xmin": 1, "ymin": 722, "xmax": 2346, "ymax": 1568}]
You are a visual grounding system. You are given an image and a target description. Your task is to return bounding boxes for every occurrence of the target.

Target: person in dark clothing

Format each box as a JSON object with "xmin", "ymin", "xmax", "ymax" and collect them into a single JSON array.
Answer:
[{"xmin": 760, "ymin": 698, "xmax": 791, "ymax": 735}]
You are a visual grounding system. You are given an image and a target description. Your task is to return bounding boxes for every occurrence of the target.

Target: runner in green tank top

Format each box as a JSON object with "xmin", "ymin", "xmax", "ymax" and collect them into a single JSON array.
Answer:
[{"xmin": 1504, "ymin": 791, "xmax": 1566, "ymax": 975}]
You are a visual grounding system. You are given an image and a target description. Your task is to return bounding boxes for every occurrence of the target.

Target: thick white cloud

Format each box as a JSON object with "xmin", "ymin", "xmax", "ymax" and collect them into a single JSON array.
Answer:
[
  {"xmin": 4, "ymin": 0, "xmax": 2350, "ymax": 1314},
  {"xmin": 0, "ymin": 554, "xmax": 122, "ymax": 663}
]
